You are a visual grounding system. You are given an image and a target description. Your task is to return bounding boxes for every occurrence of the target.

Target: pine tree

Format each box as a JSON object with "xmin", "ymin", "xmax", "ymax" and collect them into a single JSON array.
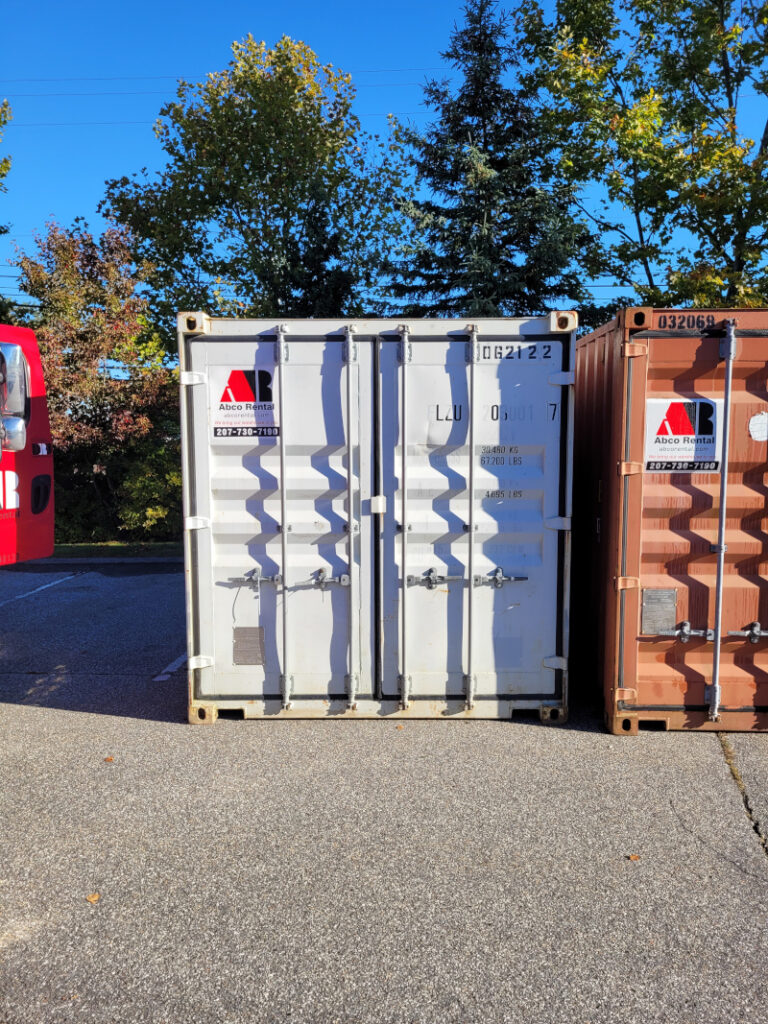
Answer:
[{"xmin": 392, "ymin": 0, "xmax": 592, "ymax": 317}]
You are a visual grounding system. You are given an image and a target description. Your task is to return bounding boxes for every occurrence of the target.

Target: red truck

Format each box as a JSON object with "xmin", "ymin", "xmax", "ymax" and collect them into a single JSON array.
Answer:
[{"xmin": 0, "ymin": 325, "xmax": 54, "ymax": 564}]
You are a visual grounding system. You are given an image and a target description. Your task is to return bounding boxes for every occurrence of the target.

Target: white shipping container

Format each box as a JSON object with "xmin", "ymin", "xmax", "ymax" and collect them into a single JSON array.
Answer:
[{"xmin": 179, "ymin": 314, "xmax": 576, "ymax": 722}]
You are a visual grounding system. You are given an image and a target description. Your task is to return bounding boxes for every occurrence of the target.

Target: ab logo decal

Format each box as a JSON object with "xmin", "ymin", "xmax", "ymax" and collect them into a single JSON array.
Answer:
[
  {"xmin": 655, "ymin": 400, "xmax": 715, "ymax": 438},
  {"xmin": 219, "ymin": 369, "xmax": 273, "ymax": 404}
]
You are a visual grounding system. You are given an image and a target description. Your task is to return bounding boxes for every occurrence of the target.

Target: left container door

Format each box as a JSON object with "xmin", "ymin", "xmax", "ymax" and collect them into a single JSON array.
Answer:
[{"xmin": 184, "ymin": 333, "xmax": 371, "ymax": 712}]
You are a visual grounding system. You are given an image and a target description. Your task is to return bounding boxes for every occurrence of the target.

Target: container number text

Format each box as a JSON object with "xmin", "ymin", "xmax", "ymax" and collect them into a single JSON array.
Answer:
[
  {"xmin": 657, "ymin": 314, "xmax": 716, "ymax": 330},
  {"xmin": 480, "ymin": 344, "xmax": 553, "ymax": 361}
]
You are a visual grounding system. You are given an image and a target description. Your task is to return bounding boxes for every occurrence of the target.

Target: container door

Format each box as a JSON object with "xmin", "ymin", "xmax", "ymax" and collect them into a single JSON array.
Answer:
[
  {"xmin": 187, "ymin": 333, "xmax": 371, "ymax": 708},
  {"xmin": 379, "ymin": 331, "xmax": 570, "ymax": 710},
  {"xmin": 626, "ymin": 315, "xmax": 768, "ymax": 723}
]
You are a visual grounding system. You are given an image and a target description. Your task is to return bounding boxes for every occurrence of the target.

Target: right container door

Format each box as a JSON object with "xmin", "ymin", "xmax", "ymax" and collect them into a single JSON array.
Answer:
[{"xmin": 379, "ymin": 330, "xmax": 572, "ymax": 713}]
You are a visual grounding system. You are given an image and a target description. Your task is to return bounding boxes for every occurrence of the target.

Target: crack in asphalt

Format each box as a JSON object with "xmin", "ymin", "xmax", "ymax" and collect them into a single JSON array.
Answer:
[{"xmin": 719, "ymin": 733, "xmax": 768, "ymax": 864}]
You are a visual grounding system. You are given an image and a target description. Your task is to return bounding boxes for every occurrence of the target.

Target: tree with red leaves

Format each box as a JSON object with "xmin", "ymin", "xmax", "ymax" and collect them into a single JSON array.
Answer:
[{"xmin": 15, "ymin": 221, "xmax": 181, "ymax": 541}]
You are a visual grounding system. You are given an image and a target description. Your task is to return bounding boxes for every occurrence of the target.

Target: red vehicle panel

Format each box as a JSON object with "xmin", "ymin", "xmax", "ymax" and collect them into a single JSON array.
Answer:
[{"xmin": 0, "ymin": 325, "xmax": 54, "ymax": 564}]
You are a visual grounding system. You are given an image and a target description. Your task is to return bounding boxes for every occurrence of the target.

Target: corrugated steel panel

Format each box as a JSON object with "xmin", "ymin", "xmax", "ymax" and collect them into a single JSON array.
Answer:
[
  {"xmin": 179, "ymin": 315, "xmax": 576, "ymax": 722},
  {"xmin": 574, "ymin": 308, "xmax": 768, "ymax": 733}
]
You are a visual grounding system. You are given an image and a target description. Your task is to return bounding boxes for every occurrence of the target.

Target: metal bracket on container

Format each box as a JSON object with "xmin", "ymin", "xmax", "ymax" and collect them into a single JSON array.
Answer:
[
  {"xmin": 343, "ymin": 325, "xmax": 358, "ymax": 363},
  {"xmin": 274, "ymin": 325, "xmax": 289, "ymax": 363},
  {"xmin": 543, "ymin": 656, "xmax": 568, "ymax": 671},
  {"xmin": 231, "ymin": 568, "xmax": 282, "ymax": 588},
  {"xmin": 465, "ymin": 326, "xmax": 480, "ymax": 364},
  {"xmin": 180, "ymin": 371, "xmax": 206, "ymax": 387},
  {"xmin": 464, "ymin": 673, "xmax": 476, "ymax": 710},
  {"xmin": 346, "ymin": 674, "xmax": 358, "ymax": 710},
  {"xmin": 399, "ymin": 674, "xmax": 411, "ymax": 710},
  {"xmin": 188, "ymin": 655, "xmax": 213, "ymax": 670},
  {"xmin": 653, "ymin": 621, "xmax": 714, "ymax": 643},
  {"xmin": 184, "ymin": 516, "xmax": 210, "ymax": 531},
  {"xmin": 728, "ymin": 621, "xmax": 768, "ymax": 644},
  {"xmin": 281, "ymin": 674, "xmax": 294, "ymax": 711},
  {"xmin": 398, "ymin": 324, "xmax": 412, "ymax": 364},
  {"xmin": 621, "ymin": 342, "xmax": 647, "ymax": 358},
  {"xmin": 314, "ymin": 569, "xmax": 350, "ymax": 590},
  {"xmin": 615, "ymin": 576, "xmax": 640, "ymax": 591},
  {"xmin": 407, "ymin": 567, "xmax": 463, "ymax": 589},
  {"xmin": 545, "ymin": 517, "xmax": 572, "ymax": 531},
  {"xmin": 473, "ymin": 568, "xmax": 528, "ymax": 588}
]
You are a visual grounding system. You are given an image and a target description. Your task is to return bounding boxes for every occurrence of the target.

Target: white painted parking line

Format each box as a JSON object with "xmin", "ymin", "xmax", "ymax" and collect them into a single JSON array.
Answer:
[
  {"xmin": 153, "ymin": 651, "xmax": 188, "ymax": 682},
  {"xmin": 0, "ymin": 573, "xmax": 81, "ymax": 609}
]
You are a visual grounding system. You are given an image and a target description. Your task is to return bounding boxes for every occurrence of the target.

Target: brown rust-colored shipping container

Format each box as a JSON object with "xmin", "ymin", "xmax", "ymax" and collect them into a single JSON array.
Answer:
[{"xmin": 574, "ymin": 308, "xmax": 768, "ymax": 733}]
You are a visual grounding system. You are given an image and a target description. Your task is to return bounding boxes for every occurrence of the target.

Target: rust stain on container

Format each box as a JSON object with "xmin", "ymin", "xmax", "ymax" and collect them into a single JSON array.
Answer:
[{"xmin": 574, "ymin": 308, "xmax": 768, "ymax": 733}]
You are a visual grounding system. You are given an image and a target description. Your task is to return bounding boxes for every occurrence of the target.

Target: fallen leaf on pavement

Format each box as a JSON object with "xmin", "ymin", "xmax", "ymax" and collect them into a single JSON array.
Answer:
[
  {"xmin": 86, "ymin": 893, "xmax": 100, "ymax": 904},
  {"xmin": 103, "ymin": 757, "xmax": 114, "ymax": 763},
  {"xmin": 627, "ymin": 854, "xmax": 641, "ymax": 862}
]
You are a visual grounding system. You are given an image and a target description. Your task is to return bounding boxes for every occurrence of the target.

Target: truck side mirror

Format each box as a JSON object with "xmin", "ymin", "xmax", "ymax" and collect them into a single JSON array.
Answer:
[{"xmin": 0, "ymin": 343, "xmax": 29, "ymax": 455}]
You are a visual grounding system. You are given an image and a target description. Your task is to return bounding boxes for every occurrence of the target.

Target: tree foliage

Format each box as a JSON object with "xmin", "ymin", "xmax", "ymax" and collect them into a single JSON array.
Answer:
[
  {"xmin": 0, "ymin": 98, "xmax": 10, "ymax": 235},
  {"xmin": 103, "ymin": 35, "xmax": 407, "ymax": 343},
  {"xmin": 15, "ymin": 222, "xmax": 181, "ymax": 541},
  {"xmin": 391, "ymin": 0, "xmax": 595, "ymax": 317},
  {"xmin": 522, "ymin": 0, "xmax": 768, "ymax": 305}
]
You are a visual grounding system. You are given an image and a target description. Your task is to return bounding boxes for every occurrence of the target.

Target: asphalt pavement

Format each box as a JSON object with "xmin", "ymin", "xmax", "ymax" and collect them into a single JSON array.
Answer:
[{"xmin": 0, "ymin": 561, "xmax": 767, "ymax": 1024}]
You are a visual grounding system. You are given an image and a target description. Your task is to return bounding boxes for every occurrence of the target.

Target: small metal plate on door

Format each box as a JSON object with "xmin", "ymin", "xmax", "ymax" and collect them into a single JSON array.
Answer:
[
  {"xmin": 233, "ymin": 627, "xmax": 265, "ymax": 665},
  {"xmin": 641, "ymin": 589, "xmax": 677, "ymax": 635}
]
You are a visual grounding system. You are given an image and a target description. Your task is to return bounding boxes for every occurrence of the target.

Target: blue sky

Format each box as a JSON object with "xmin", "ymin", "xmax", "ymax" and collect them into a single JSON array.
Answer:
[{"xmin": 1, "ymin": 0, "xmax": 476, "ymax": 305}]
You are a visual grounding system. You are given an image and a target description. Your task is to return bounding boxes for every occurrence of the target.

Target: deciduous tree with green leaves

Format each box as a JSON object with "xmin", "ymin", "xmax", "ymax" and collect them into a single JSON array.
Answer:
[
  {"xmin": 103, "ymin": 35, "xmax": 407, "ymax": 343},
  {"xmin": 391, "ymin": 0, "xmax": 596, "ymax": 317},
  {"xmin": 15, "ymin": 222, "xmax": 181, "ymax": 541},
  {"xmin": 522, "ymin": 0, "xmax": 768, "ymax": 306}
]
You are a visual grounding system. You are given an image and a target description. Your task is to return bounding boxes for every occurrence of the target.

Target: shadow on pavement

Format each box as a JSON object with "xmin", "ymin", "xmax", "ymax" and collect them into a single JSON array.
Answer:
[{"xmin": 0, "ymin": 560, "xmax": 606, "ymax": 731}]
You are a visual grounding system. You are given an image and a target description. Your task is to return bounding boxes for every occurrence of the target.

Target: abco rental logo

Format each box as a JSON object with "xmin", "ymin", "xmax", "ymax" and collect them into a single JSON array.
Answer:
[
  {"xmin": 219, "ymin": 369, "xmax": 273, "ymax": 406},
  {"xmin": 212, "ymin": 367, "xmax": 279, "ymax": 439},
  {"xmin": 645, "ymin": 398, "xmax": 721, "ymax": 473}
]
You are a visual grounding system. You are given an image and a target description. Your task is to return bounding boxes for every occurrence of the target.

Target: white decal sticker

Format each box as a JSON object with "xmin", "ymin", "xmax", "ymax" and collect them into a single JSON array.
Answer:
[
  {"xmin": 644, "ymin": 398, "xmax": 724, "ymax": 473},
  {"xmin": 209, "ymin": 366, "xmax": 279, "ymax": 441},
  {"xmin": 748, "ymin": 411, "xmax": 768, "ymax": 442}
]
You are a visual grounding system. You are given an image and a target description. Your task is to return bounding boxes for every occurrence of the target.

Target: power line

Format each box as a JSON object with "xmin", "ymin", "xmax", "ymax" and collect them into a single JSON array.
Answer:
[
  {"xmin": 8, "ymin": 121, "xmax": 155, "ymax": 127},
  {"xmin": 3, "ymin": 82, "xmax": 432, "ymax": 99},
  {"xmin": 7, "ymin": 112, "xmax": 429, "ymax": 127},
  {"xmin": 0, "ymin": 68, "xmax": 446, "ymax": 85}
]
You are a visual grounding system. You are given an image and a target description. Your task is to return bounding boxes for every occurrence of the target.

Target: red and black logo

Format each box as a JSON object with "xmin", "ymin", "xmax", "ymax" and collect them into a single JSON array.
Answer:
[
  {"xmin": 656, "ymin": 400, "xmax": 715, "ymax": 437},
  {"xmin": 219, "ymin": 370, "xmax": 273, "ymax": 404}
]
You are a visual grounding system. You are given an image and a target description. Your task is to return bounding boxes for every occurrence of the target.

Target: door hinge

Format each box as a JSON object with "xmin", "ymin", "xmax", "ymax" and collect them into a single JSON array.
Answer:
[
  {"xmin": 543, "ymin": 656, "xmax": 568, "ymax": 671},
  {"xmin": 184, "ymin": 516, "xmax": 210, "ymax": 531},
  {"xmin": 180, "ymin": 371, "xmax": 206, "ymax": 387},
  {"xmin": 188, "ymin": 655, "xmax": 213, "ymax": 670},
  {"xmin": 343, "ymin": 326, "xmax": 358, "ymax": 363},
  {"xmin": 548, "ymin": 371, "xmax": 575, "ymax": 386},
  {"xmin": 545, "ymin": 516, "xmax": 571, "ymax": 531},
  {"xmin": 618, "ymin": 462, "xmax": 643, "ymax": 476},
  {"xmin": 622, "ymin": 342, "xmax": 647, "ymax": 358},
  {"xmin": 615, "ymin": 576, "xmax": 641, "ymax": 591},
  {"xmin": 398, "ymin": 325, "xmax": 412, "ymax": 363},
  {"xmin": 275, "ymin": 326, "xmax": 289, "ymax": 363}
]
